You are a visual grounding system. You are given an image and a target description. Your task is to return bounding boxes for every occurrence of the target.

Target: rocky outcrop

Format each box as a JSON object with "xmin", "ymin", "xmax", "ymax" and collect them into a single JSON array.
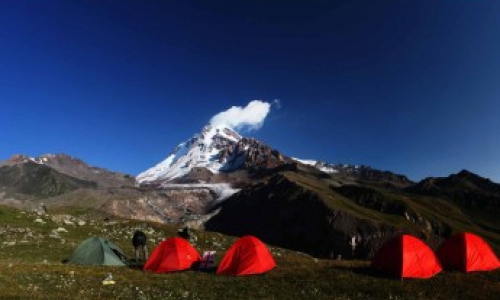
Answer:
[
  {"xmin": 101, "ymin": 188, "xmax": 215, "ymax": 224},
  {"xmin": 41, "ymin": 183, "xmax": 237, "ymax": 225},
  {"xmin": 216, "ymin": 137, "xmax": 291, "ymax": 172}
]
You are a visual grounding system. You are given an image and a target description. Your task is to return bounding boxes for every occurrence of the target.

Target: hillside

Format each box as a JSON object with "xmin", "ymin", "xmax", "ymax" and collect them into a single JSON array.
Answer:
[
  {"xmin": 0, "ymin": 162, "xmax": 97, "ymax": 199},
  {"xmin": 407, "ymin": 170, "xmax": 500, "ymax": 232},
  {"xmin": 0, "ymin": 154, "xmax": 238, "ymax": 227},
  {"xmin": 207, "ymin": 169, "xmax": 500, "ymax": 258}
]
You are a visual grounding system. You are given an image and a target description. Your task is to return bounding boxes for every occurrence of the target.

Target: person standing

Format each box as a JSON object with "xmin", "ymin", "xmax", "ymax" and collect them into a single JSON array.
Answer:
[{"xmin": 132, "ymin": 230, "xmax": 148, "ymax": 261}]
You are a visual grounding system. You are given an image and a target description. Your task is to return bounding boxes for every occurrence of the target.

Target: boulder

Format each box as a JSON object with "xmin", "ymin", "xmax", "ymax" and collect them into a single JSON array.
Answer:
[{"xmin": 34, "ymin": 218, "xmax": 45, "ymax": 224}]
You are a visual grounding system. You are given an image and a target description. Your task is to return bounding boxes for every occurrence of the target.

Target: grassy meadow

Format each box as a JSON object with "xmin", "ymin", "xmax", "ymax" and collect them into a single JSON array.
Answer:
[{"xmin": 0, "ymin": 205, "xmax": 498, "ymax": 300}]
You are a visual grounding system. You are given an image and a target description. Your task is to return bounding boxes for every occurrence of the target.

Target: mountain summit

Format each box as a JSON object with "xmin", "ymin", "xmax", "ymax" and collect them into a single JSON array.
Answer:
[
  {"xmin": 137, "ymin": 124, "xmax": 241, "ymax": 183},
  {"xmin": 137, "ymin": 124, "xmax": 290, "ymax": 184}
]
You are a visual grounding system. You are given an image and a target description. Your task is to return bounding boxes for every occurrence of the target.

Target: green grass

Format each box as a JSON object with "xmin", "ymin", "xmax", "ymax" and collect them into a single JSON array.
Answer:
[{"xmin": 0, "ymin": 205, "xmax": 499, "ymax": 299}]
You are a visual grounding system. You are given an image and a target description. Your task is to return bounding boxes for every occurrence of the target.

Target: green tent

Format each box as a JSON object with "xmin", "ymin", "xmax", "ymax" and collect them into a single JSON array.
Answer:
[{"xmin": 66, "ymin": 237, "xmax": 127, "ymax": 266}]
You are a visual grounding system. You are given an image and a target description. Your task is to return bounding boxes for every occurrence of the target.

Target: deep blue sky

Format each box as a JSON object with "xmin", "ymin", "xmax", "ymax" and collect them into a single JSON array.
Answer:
[{"xmin": 1, "ymin": 0, "xmax": 500, "ymax": 182}]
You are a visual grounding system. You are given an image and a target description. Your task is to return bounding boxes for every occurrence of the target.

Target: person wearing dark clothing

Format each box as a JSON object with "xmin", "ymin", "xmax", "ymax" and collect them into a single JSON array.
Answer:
[
  {"xmin": 132, "ymin": 230, "xmax": 148, "ymax": 261},
  {"xmin": 177, "ymin": 227, "xmax": 191, "ymax": 240}
]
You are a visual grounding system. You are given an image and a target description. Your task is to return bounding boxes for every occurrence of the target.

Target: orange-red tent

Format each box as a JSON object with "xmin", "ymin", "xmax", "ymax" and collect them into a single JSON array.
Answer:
[
  {"xmin": 372, "ymin": 235, "xmax": 442, "ymax": 279},
  {"xmin": 217, "ymin": 236, "xmax": 276, "ymax": 276},
  {"xmin": 436, "ymin": 232, "xmax": 500, "ymax": 273},
  {"xmin": 143, "ymin": 237, "xmax": 201, "ymax": 273}
]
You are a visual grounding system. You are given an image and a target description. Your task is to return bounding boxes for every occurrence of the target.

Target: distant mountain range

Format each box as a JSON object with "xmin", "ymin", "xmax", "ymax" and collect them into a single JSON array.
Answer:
[
  {"xmin": 1, "ymin": 124, "xmax": 499, "ymax": 258},
  {"xmin": 137, "ymin": 124, "xmax": 411, "ymax": 189},
  {"xmin": 0, "ymin": 161, "xmax": 96, "ymax": 198},
  {"xmin": 0, "ymin": 154, "xmax": 134, "ymax": 187}
]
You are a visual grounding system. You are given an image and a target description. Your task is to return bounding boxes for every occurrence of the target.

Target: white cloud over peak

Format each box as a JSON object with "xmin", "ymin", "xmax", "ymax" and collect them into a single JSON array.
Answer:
[{"xmin": 209, "ymin": 100, "xmax": 272, "ymax": 131}]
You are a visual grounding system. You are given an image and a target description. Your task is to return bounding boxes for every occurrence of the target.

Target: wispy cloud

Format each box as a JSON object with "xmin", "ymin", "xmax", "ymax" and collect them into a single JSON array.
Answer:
[{"xmin": 272, "ymin": 99, "xmax": 281, "ymax": 109}]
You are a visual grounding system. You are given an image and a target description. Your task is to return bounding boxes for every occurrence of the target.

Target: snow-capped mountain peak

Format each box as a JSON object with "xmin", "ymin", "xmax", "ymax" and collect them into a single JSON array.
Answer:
[
  {"xmin": 137, "ymin": 124, "xmax": 244, "ymax": 183},
  {"xmin": 137, "ymin": 123, "xmax": 412, "ymax": 187}
]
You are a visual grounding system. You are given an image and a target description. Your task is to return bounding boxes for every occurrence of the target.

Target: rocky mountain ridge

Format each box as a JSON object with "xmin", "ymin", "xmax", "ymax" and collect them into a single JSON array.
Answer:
[
  {"xmin": 0, "ymin": 161, "xmax": 97, "ymax": 198},
  {"xmin": 2, "ymin": 153, "xmax": 134, "ymax": 188},
  {"xmin": 137, "ymin": 124, "xmax": 411, "ymax": 189}
]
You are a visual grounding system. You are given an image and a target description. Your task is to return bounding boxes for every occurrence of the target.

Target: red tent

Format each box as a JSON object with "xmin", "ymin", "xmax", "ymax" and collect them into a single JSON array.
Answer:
[
  {"xmin": 436, "ymin": 232, "xmax": 500, "ymax": 273},
  {"xmin": 217, "ymin": 236, "xmax": 276, "ymax": 276},
  {"xmin": 143, "ymin": 237, "xmax": 201, "ymax": 273},
  {"xmin": 372, "ymin": 235, "xmax": 442, "ymax": 279}
]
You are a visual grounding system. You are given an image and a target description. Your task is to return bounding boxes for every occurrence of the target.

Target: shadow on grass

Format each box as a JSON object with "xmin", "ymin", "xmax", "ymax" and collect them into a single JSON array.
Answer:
[
  {"xmin": 127, "ymin": 259, "xmax": 145, "ymax": 270},
  {"xmin": 196, "ymin": 266, "xmax": 218, "ymax": 274},
  {"xmin": 349, "ymin": 266, "xmax": 396, "ymax": 279},
  {"xmin": 126, "ymin": 259, "xmax": 218, "ymax": 274}
]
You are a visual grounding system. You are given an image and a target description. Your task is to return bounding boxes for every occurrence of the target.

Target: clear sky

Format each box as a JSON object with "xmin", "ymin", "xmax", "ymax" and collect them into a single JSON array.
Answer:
[{"xmin": 1, "ymin": 0, "xmax": 500, "ymax": 182}]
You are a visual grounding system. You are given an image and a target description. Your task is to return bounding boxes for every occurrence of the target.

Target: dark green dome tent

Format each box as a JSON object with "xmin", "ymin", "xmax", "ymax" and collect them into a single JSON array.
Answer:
[{"xmin": 66, "ymin": 237, "xmax": 127, "ymax": 266}]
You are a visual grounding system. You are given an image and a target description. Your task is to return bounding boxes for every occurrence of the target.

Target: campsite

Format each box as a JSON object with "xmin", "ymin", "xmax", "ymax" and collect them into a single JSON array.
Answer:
[
  {"xmin": 0, "ymin": 205, "xmax": 499, "ymax": 300},
  {"xmin": 3, "ymin": 1, "xmax": 500, "ymax": 299}
]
